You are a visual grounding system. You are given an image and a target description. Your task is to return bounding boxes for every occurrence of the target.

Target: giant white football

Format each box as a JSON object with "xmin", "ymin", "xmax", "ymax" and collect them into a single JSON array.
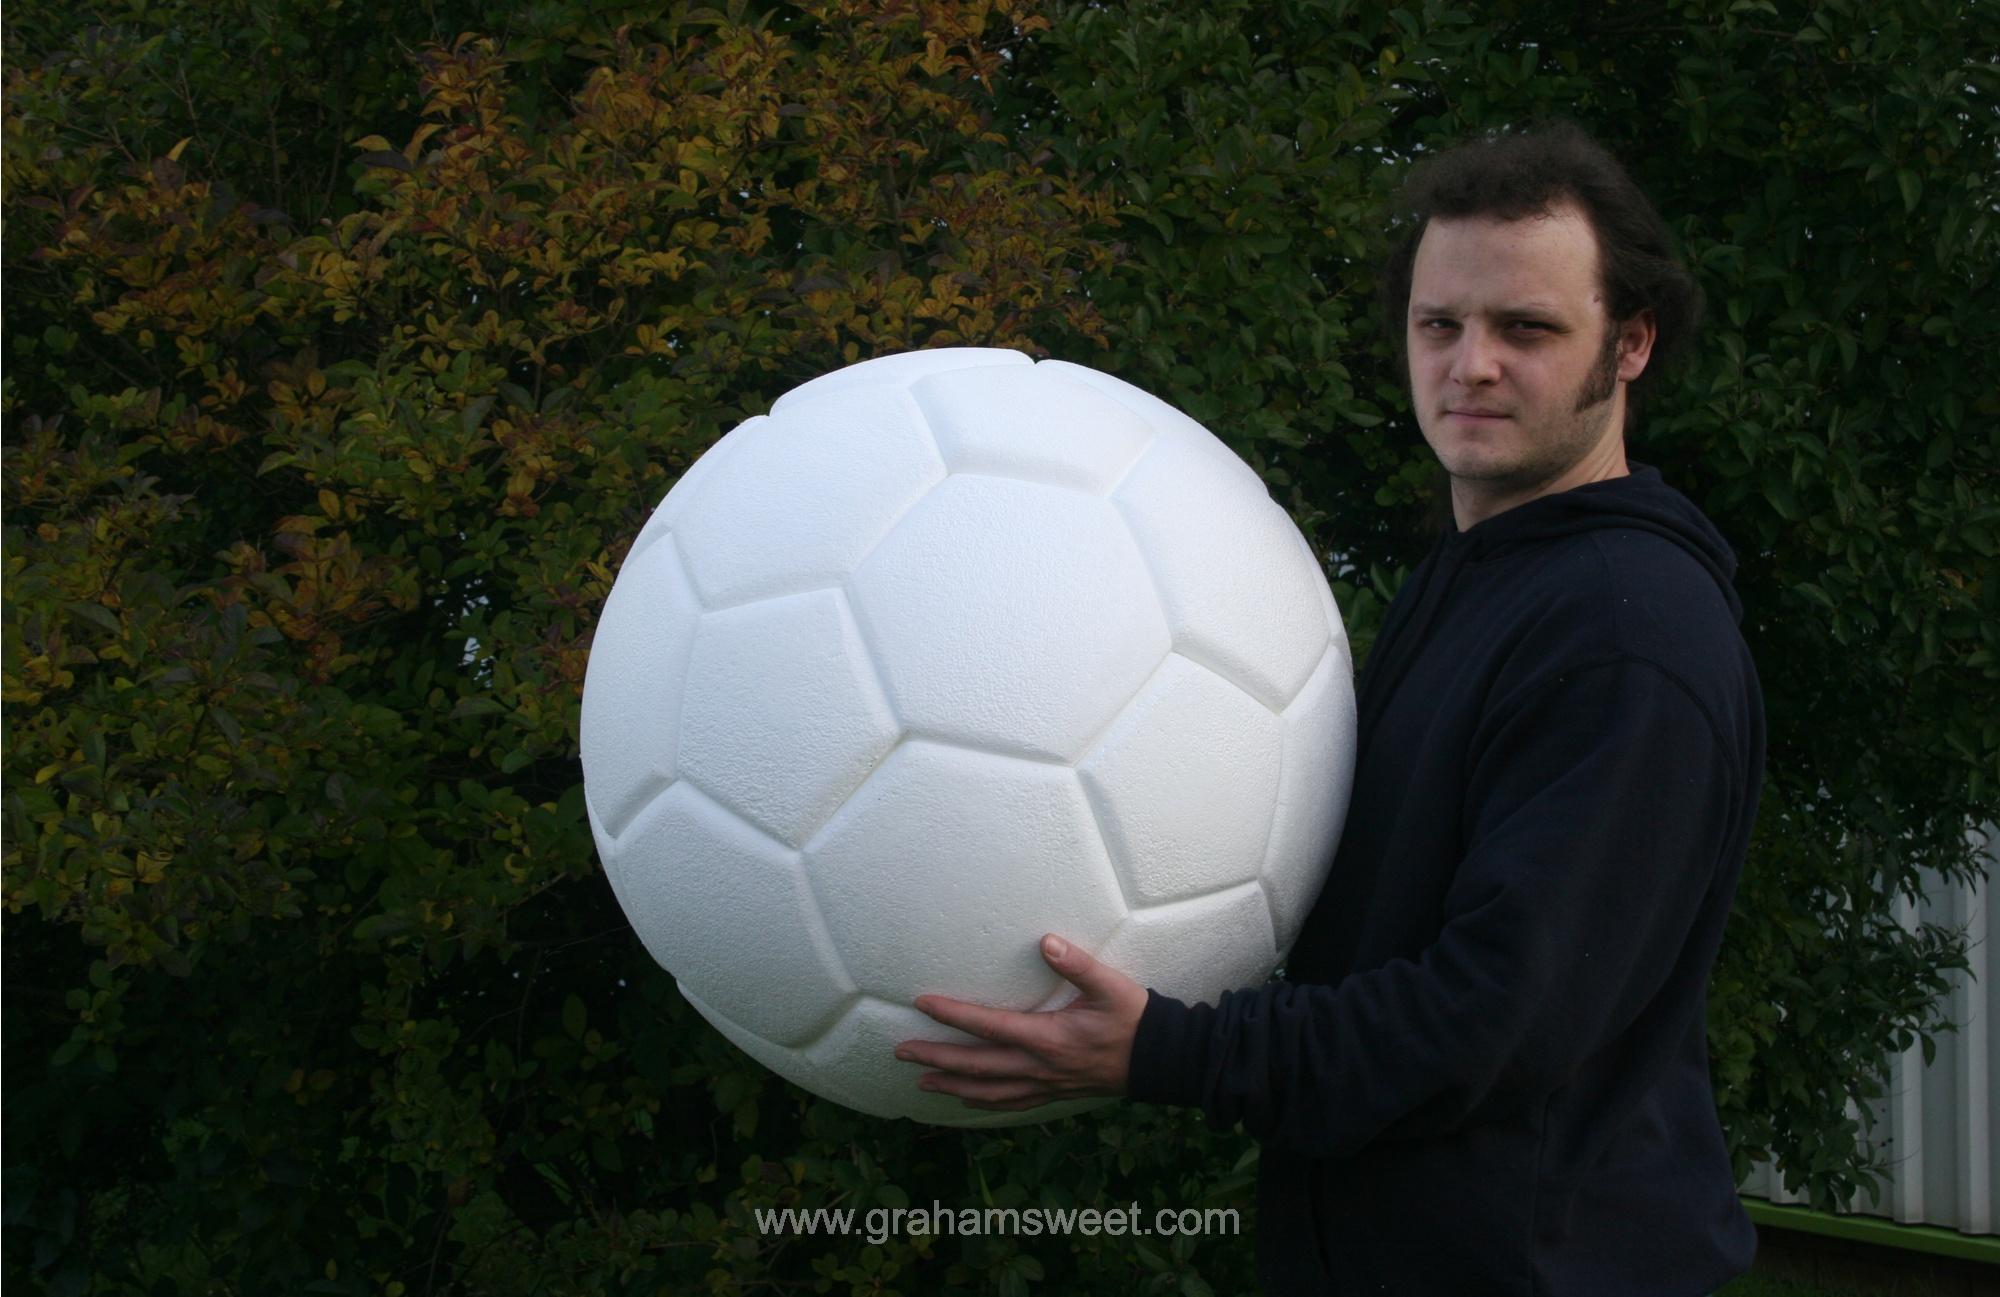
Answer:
[{"xmin": 580, "ymin": 348, "xmax": 1356, "ymax": 1126}]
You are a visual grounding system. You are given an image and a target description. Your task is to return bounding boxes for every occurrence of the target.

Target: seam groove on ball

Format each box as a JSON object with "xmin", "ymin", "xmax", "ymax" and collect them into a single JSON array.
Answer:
[
  {"xmin": 769, "ymin": 350, "xmax": 1031, "ymax": 416},
  {"xmin": 1127, "ymin": 876, "xmax": 1269, "ymax": 924},
  {"xmin": 937, "ymin": 468, "xmax": 1111, "ymax": 502},
  {"xmin": 1287, "ymin": 524, "xmax": 1341, "ymax": 669},
  {"xmin": 638, "ymin": 780, "xmax": 862, "ymax": 1040},
  {"xmin": 1106, "ymin": 486, "xmax": 1174, "ymax": 646},
  {"xmin": 698, "ymin": 578, "xmax": 849, "ymax": 618},
  {"xmin": 627, "ymin": 521, "xmax": 669, "ymax": 565},
  {"xmin": 837, "ymin": 463, "xmax": 951, "ymax": 613},
  {"xmin": 1174, "ymin": 637, "xmax": 1287, "ymax": 719},
  {"xmin": 780, "ymin": 856, "xmax": 860, "ymax": 1016},
  {"xmin": 585, "ymin": 531, "xmax": 704, "ymax": 841},
  {"xmin": 1109, "ymin": 486, "xmax": 1318, "ymax": 714},
  {"xmin": 1065, "ymin": 641, "xmax": 1177, "ymax": 771},
  {"xmin": 790, "ymin": 989, "xmax": 858, "ymax": 1052},
  {"xmin": 836, "ymin": 584, "xmax": 905, "ymax": 734},
  {"xmin": 630, "ymin": 420, "xmax": 762, "ymax": 563},
  {"xmin": 1100, "ymin": 428, "xmax": 1165, "ymax": 499},
  {"xmin": 903, "ymin": 731, "xmax": 1086, "ymax": 767},
  {"xmin": 603, "ymin": 772, "xmax": 677, "ymax": 844},
  {"xmin": 678, "ymin": 981, "xmax": 862, "ymax": 1085},
  {"xmin": 1075, "ymin": 767, "xmax": 1141, "ymax": 911},
  {"xmin": 652, "ymin": 527, "xmax": 710, "ymax": 613},
  {"xmin": 1254, "ymin": 875, "xmax": 1285, "ymax": 960}
]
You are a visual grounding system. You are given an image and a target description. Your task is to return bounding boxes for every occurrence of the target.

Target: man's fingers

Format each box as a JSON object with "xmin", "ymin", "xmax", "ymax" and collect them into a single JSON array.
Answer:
[
  {"xmin": 912, "ymin": 994, "xmax": 1046, "ymax": 1048},
  {"xmin": 895, "ymin": 1038, "xmax": 1044, "ymax": 1081},
  {"xmin": 918, "ymin": 1073, "xmax": 1058, "ymax": 1108}
]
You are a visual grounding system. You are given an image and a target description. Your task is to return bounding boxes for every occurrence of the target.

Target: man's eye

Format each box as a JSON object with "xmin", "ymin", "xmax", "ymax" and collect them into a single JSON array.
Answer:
[
  {"xmin": 1420, "ymin": 319, "xmax": 1458, "ymax": 331},
  {"xmin": 1509, "ymin": 321, "xmax": 1551, "ymax": 333}
]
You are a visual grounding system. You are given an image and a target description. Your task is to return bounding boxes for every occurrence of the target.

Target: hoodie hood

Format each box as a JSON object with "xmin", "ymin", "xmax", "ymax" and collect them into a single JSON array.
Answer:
[
  {"xmin": 1356, "ymin": 464, "xmax": 1742, "ymax": 742},
  {"xmin": 1445, "ymin": 463, "xmax": 1743, "ymax": 620}
]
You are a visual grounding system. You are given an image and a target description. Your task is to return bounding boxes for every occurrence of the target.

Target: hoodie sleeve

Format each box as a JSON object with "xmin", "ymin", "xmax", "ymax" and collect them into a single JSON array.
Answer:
[{"xmin": 1124, "ymin": 654, "xmax": 1744, "ymax": 1158}]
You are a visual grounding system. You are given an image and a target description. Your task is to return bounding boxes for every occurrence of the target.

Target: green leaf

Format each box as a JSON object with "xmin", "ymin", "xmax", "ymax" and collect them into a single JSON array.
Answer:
[{"xmin": 1762, "ymin": 475, "xmax": 1803, "ymax": 522}]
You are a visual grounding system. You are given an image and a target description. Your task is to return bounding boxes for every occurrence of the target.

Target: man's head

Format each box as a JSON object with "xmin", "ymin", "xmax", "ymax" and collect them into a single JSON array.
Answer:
[{"xmin": 1380, "ymin": 122, "xmax": 1702, "ymax": 525}]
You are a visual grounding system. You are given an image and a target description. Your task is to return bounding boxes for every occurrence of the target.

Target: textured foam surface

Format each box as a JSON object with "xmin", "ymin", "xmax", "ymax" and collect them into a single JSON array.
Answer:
[
  {"xmin": 1265, "ymin": 637, "xmax": 1358, "ymax": 955},
  {"xmin": 605, "ymin": 783, "xmax": 851, "ymax": 1047},
  {"xmin": 1076, "ymin": 653, "xmax": 1283, "ymax": 906},
  {"xmin": 851, "ymin": 474, "xmax": 1170, "ymax": 761},
  {"xmin": 674, "ymin": 392, "xmax": 945, "ymax": 608},
  {"xmin": 806, "ymin": 741, "xmax": 1128, "ymax": 1012},
  {"xmin": 912, "ymin": 363, "xmax": 1155, "ymax": 494},
  {"xmin": 582, "ymin": 348, "xmax": 1357, "ymax": 1125},
  {"xmin": 679, "ymin": 588, "xmax": 898, "ymax": 848},
  {"xmin": 579, "ymin": 535, "xmax": 701, "ymax": 837},
  {"xmin": 1112, "ymin": 437, "xmax": 1334, "ymax": 710},
  {"xmin": 1096, "ymin": 880, "xmax": 1278, "ymax": 1007}
]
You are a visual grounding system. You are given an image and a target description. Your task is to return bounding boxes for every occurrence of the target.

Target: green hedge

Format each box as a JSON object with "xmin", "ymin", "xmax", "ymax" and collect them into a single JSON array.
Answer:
[{"xmin": 4, "ymin": 1, "xmax": 1994, "ymax": 1293}]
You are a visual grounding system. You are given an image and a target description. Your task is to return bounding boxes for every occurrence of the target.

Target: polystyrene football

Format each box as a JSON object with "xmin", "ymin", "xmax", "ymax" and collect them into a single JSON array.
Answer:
[{"xmin": 580, "ymin": 348, "xmax": 1356, "ymax": 1125}]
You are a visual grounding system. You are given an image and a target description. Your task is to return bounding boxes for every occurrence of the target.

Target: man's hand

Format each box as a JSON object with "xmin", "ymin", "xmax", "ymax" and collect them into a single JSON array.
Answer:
[{"xmin": 895, "ymin": 935, "xmax": 1148, "ymax": 1112}]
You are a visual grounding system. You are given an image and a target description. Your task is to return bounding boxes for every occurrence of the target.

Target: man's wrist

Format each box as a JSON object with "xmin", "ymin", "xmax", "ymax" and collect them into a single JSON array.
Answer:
[{"xmin": 1125, "ymin": 987, "xmax": 1208, "ymax": 1109}]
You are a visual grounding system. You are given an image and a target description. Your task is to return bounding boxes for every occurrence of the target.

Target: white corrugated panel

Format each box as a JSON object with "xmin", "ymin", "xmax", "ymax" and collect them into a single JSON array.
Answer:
[{"xmin": 1739, "ymin": 823, "xmax": 1997, "ymax": 1235}]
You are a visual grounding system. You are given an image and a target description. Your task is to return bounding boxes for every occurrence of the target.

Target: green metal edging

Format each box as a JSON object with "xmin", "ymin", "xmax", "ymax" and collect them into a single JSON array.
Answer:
[{"xmin": 1742, "ymin": 1196, "xmax": 2000, "ymax": 1266}]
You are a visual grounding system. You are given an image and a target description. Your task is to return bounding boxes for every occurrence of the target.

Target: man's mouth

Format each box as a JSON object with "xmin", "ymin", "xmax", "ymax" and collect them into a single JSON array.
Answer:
[{"xmin": 1445, "ymin": 409, "xmax": 1511, "ymax": 420}]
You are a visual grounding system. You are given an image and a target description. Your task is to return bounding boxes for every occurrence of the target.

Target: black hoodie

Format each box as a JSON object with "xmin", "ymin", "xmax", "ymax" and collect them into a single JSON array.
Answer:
[{"xmin": 1127, "ymin": 465, "xmax": 1764, "ymax": 1296}]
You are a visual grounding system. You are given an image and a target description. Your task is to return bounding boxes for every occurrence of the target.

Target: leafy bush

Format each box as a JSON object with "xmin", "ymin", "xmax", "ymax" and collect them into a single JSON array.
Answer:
[{"xmin": 4, "ymin": 1, "xmax": 1994, "ymax": 1293}]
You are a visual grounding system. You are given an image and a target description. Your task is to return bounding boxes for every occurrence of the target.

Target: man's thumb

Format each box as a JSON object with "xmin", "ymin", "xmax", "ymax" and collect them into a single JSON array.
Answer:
[{"xmin": 1041, "ymin": 934, "xmax": 1101, "ymax": 992}]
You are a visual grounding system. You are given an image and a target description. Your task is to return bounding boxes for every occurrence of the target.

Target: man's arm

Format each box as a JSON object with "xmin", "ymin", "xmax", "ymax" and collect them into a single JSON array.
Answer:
[{"xmin": 1125, "ymin": 654, "xmax": 1747, "ymax": 1157}]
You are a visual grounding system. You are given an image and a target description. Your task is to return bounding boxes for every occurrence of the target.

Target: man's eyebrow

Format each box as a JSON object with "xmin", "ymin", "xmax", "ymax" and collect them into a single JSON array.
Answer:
[{"xmin": 1409, "ymin": 300, "xmax": 1573, "ymax": 320}]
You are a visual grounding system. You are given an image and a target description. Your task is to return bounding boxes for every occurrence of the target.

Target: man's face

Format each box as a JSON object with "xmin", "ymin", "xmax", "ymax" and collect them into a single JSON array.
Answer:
[{"xmin": 1405, "ymin": 202, "xmax": 1653, "ymax": 524}]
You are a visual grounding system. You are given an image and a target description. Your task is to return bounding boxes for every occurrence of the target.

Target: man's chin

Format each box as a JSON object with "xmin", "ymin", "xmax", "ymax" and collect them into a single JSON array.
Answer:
[
  {"xmin": 1443, "ymin": 455, "xmax": 1579, "ymax": 505},
  {"xmin": 1441, "ymin": 454, "xmax": 1541, "ymax": 489}
]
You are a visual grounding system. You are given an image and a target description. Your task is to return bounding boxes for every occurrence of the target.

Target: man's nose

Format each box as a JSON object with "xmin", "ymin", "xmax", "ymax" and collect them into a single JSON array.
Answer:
[{"xmin": 1450, "ymin": 325, "xmax": 1502, "ymax": 385}]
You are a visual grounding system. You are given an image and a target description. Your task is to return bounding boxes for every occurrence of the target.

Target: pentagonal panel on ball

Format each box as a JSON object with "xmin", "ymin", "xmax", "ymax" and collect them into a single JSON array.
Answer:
[
  {"xmin": 1263, "ymin": 638, "xmax": 1358, "ymax": 955},
  {"xmin": 678, "ymin": 588, "xmax": 900, "ymax": 849},
  {"xmin": 1077, "ymin": 653, "xmax": 1283, "ymax": 907},
  {"xmin": 911, "ymin": 363, "xmax": 1155, "ymax": 495},
  {"xmin": 673, "ymin": 390, "xmax": 947, "ymax": 608},
  {"xmin": 850, "ymin": 475, "xmax": 1170, "ymax": 761},
  {"xmin": 1097, "ymin": 881, "xmax": 1279, "ymax": 1007},
  {"xmin": 580, "ymin": 533, "xmax": 703, "ymax": 838},
  {"xmin": 770, "ymin": 347, "xmax": 1030, "ymax": 415},
  {"xmin": 1114, "ymin": 436, "xmax": 1331, "ymax": 711},
  {"xmin": 805, "ymin": 740, "xmax": 1128, "ymax": 1014},
  {"xmin": 609, "ymin": 781, "xmax": 851, "ymax": 1048}
]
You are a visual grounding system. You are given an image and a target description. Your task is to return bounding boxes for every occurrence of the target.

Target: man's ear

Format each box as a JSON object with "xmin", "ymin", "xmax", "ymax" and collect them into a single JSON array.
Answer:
[{"xmin": 1617, "ymin": 309, "xmax": 1658, "ymax": 383}]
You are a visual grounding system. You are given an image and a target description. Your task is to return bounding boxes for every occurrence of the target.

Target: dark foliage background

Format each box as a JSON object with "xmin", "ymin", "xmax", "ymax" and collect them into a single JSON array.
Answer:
[{"xmin": 5, "ymin": 1, "xmax": 1994, "ymax": 1293}]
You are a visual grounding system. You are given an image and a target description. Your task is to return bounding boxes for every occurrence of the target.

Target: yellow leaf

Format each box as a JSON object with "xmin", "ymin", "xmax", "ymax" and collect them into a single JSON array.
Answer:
[
  {"xmin": 318, "ymin": 489, "xmax": 341, "ymax": 518},
  {"xmin": 353, "ymin": 135, "xmax": 394, "ymax": 153},
  {"xmin": 167, "ymin": 137, "xmax": 193, "ymax": 162}
]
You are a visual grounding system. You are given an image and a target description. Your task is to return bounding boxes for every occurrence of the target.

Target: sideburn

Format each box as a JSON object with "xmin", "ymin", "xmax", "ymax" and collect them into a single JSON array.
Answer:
[{"xmin": 1573, "ymin": 320, "xmax": 1623, "ymax": 412}]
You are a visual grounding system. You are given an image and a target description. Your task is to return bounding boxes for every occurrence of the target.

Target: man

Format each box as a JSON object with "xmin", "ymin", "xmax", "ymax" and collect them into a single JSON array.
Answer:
[{"xmin": 895, "ymin": 121, "xmax": 1763, "ymax": 1296}]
